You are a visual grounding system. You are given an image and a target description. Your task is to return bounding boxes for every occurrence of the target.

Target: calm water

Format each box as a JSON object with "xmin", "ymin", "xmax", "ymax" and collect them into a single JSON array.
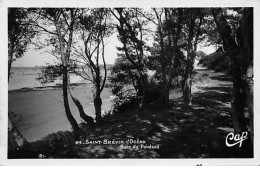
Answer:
[
  {"xmin": 8, "ymin": 67, "xmax": 112, "ymax": 142},
  {"xmin": 9, "ymin": 67, "xmax": 86, "ymax": 90}
]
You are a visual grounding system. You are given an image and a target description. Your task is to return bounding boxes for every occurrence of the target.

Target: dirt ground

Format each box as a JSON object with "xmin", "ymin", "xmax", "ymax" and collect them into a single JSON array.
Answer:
[{"xmin": 66, "ymin": 69, "xmax": 253, "ymax": 158}]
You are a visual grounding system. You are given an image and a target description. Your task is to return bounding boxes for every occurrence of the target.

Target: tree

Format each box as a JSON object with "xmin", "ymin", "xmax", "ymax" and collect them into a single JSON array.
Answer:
[
  {"xmin": 154, "ymin": 8, "xmax": 184, "ymax": 107},
  {"xmin": 8, "ymin": 8, "xmax": 35, "ymax": 148},
  {"xmin": 182, "ymin": 8, "xmax": 204, "ymax": 106},
  {"xmin": 72, "ymin": 8, "xmax": 112, "ymax": 122},
  {"xmin": 111, "ymin": 8, "xmax": 151, "ymax": 109},
  {"xmin": 239, "ymin": 8, "xmax": 253, "ymax": 140},
  {"xmin": 8, "ymin": 8, "xmax": 35, "ymax": 82},
  {"xmin": 196, "ymin": 50, "xmax": 207, "ymax": 59},
  {"xmin": 211, "ymin": 8, "xmax": 253, "ymax": 138},
  {"xmin": 109, "ymin": 54, "xmax": 141, "ymax": 96},
  {"xmin": 37, "ymin": 63, "xmax": 94, "ymax": 126},
  {"xmin": 32, "ymin": 8, "xmax": 83, "ymax": 132},
  {"xmin": 35, "ymin": 9, "xmax": 95, "ymax": 127}
]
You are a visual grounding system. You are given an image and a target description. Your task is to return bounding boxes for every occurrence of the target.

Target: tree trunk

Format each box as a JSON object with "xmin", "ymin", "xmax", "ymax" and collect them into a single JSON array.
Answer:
[
  {"xmin": 139, "ymin": 82, "xmax": 147, "ymax": 109},
  {"xmin": 8, "ymin": 48, "xmax": 13, "ymax": 82},
  {"xmin": 212, "ymin": 8, "xmax": 249, "ymax": 134},
  {"xmin": 231, "ymin": 76, "xmax": 247, "ymax": 133},
  {"xmin": 183, "ymin": 58, "xmax": 193, "ymax": 106},
  {"xmin": 8, "ymin": 28, "xmax": 28, "ymax": 148},
  {"xmin": 154, "ymin": 8, "xmax": 169, "ymax": 108},
  {"xmin": 62, "ymin": 67, "xmax": 80, "ymax": 132},
  {"xmin": 160, "ymin": 85, "xmax": 169, "ymax": 108},
  {"xmin": 239, "ymin": 8, "xmax": 253, "ymax": 140},
  {"xmin": 159, "ymin": 38, "xmax": 168, "ymax": 107},
  {"xmin": 182, "ymin": 9, "xmax": 197, "ymax": 106},
  {"xmin": 8, "ymin": 116, "xmax": 27, "ymax": 147},
  {"xmin": 138, "ymin": 72, "xmax": 147, "ymax": 109},
  {"xmin": 183, "ymin": 52, "xmax": 195, "ymax": 106},
  {"xmin": 8, "ymin": 29, "xmax": 15, "ymax": 82},
  {"xmin": 68, "ymin": 81, "xmax": 94, "ymax": 126},
  {"xmin": 244, "ymin": 66, "xmax": 253, "ymax": 140},
  {"xmin": 55, "ymin": 13, "xmax": 80, "ymax": 133},
  {"xmin": 94, "ymin": 91, "xmax": 102, "ymax": 122},
  {"xmin": 183, "ymin": 76, "xmax": 192, "ymax": 106}
]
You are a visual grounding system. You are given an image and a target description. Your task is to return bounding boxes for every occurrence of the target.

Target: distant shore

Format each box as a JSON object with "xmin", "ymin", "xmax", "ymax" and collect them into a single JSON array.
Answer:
[
  {"xmin": 8, "ymin": 67, "xmax": 92, "ymax": 91},
  {"xmin": 9, "ymin": 82, "xmax": 89, "ymax": 92}
]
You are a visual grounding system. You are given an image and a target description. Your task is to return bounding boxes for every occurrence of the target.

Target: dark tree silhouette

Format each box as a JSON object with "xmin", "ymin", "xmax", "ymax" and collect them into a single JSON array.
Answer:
[
  {"xmin": 111, "ymin": 8, "xmax": 150, "ymax": 109},
  {"xmin": 73, "ymin": 8, "xmax": 112, "ymax": 122},
  {"xmin": 212, "ymin": 8, "xmax": 253, "ymax": 138}
]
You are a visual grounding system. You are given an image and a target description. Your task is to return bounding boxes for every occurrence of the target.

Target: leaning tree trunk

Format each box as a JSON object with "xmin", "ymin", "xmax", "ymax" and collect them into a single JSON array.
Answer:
[
  {"xmin": 8, "ymin": 28, "xmax": 28, "ymax": 148},
  {"xmin": 8, "ymin": 115, "xmax": 27, "ymax": 148},
  {"xmin": 59, "ymin": 34, "xmax": 80, "ymax": 132},
  {"xmin": 55, "ymin": 14, "xmax": 80, "ymax": 133},
  {"xmin": 62, "ymin": 67, "xmax": 80, "ymax": 132},
  {"xmin": 68, "ymin": 80, "xmax": 94, "ymax": 126}
]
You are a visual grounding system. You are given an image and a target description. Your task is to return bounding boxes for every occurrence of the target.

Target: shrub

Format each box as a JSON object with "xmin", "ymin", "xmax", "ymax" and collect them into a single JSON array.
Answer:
[
  {"xmin": 8, "ymin": 130, "xmax": 76, "ymax": 158},
  {"xmin": 31, "ymin": 131, "xmax": 75, "ymax": 157},
  {"xmin": 145, "ymin": 78, "xmax": 161, "ymax": 103},
  {"xmin": 110, "ymin": 87, "xmax": 139, "ymax": 114},
  {"xmin": 199, "ymin": 49, "xmax": 231, "ymax": 74}
]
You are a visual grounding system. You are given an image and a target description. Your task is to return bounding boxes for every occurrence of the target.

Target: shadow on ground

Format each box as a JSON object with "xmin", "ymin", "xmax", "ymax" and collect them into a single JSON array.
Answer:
[
  {"xmin": 9, "ymin": 70, "xmax": 253, "ymax": 158},
  {"xmin": 70, "ymin": 70, "xmax": 253, "ymax": 158}
]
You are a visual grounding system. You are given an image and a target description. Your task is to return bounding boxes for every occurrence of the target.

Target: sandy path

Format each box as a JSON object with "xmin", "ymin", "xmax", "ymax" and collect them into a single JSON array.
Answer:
[{"xmin": 8, "ymin": 86, "xmax": 112, "ymax": 142}]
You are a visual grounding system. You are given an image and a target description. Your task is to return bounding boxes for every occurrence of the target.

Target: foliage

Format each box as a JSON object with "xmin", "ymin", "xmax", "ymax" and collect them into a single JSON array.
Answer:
[
  {"xmin": 112, "ymin": 8, "xmax": 153, "ymax": 108},
  {"xmin": 145, "ymin": 78, "xmax": 161, "ymax": 102},
  {"xmin": 36, "ymin": 64, "xmax": 62, "ymax": 84},
  {"xmin": 35, "ymin": 131, "xmax": 75, "ymax": 155},
  {"xmin": 7, "ymin": 7, "xmax": 254, "ymax": 159},
  {"xmin": 36, "ymin": 63, "xmax": 77, "ymax": 84},
  {"xmin": 199, "ymin": 48, "xmax": 231, "ymax": 74},
  {"xmin": 76, "ymin": 8, "xmax": 113, "ymax": 122},
  {"xmin": 149, "ymin": 43, "xmax": 186, "ymax": 89},
  {"xmin": 109, "ymin": 55, "xmax": 141, "ymax": 95},
  {"xmin": 8, "ymin": 131, "xmax": 77, "ymax": 158},
  {"xmin": 108, "ymin": 53, "xmax": 142, "ymax": 111},
  {"xmin": 8, "ymin": 8, "xmax": 35, "ymax": 59},
  {"xmin": 196, "ymin": 50, "xmax": 207, "ymax": 59},
  {"xmin": 110, "ymin": 87, "xmax": 139, "ymax": 114},
  {"xmin": 75, "ymin": 8, "xmax": 112, "ymax": 86}
]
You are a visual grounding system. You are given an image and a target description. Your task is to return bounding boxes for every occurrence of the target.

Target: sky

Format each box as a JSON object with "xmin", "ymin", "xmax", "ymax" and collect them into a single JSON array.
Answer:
[
  {"xmin": 11, "ymin": 8, "xmax": 217, "ymax": 68},
  {"xmin": 12, "ymin": 35, "xmax": 216, "ymax": 67},
  {"xmin": 12, "ymin": 33, "xmax": 121, "ymax": 67},
  {"xmin": 12, "ymin": 20, "xmax": 217, "ymax": 67}
]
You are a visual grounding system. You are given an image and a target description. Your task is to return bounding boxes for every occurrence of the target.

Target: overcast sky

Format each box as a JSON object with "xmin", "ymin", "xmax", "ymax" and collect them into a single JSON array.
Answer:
[
  {"xmin": 12, "ymin": 26, "xmax": 217, "ymax": 67},
  {"xmin": 12, "ymin": 33, "xmax": 121, "ymax": 67}
]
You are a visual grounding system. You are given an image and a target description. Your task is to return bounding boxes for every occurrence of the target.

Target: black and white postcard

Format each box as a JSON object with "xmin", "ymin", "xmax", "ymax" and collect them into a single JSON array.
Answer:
[{"xmin": 0, "ymin": 0, "xmax": 259, "ymax": 166}]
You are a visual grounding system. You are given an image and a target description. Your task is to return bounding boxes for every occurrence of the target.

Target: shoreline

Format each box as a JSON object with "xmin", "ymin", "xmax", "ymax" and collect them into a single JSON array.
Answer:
[
  {"xmin": 8, "ymin": 82, "xmax": 91, "ymax": 92},
  {"xmin": 8, "ymin": 83, "xmax": 112, "ymax": 142}
]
